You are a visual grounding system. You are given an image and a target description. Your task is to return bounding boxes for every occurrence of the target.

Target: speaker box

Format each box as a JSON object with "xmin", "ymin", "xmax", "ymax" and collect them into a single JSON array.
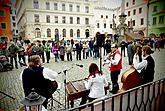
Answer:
[{"xmin": 96, "ymin": 34, "xmax": 105, "ymax": 47}]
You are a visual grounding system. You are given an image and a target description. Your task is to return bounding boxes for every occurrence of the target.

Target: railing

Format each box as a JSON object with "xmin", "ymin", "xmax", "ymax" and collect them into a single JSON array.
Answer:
[{"xmin": 66, "ymin": 78, "xmax": 165, "ymax": 111}]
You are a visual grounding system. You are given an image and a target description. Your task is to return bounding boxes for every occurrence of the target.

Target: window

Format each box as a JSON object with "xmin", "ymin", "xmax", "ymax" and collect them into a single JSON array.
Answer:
[
  {"xmin": 85, "ymin": 18, "xmax": 89, "ymax": 25},
  {"xmin": 106, "ymin": 15, "xmax": 108, "ymax": 19},
  {"xmin": 47, "ymin": 28, "xmax": 51, "ymax": 37},
  {"xmin": 153, "ymin": 17, "xmax": 156, "ymax": 25},
  {"xmin": 77, "ymin": 17, "xmax": 80, "ymax": 24},
  {"xmin": 128, "ymin": 21, "xmax": 130, "ymax": 26},
  {"xmin": 133, "ymin": 9, "xmax": 136, "ymax": 15},
  {"xmin": 132, "ymin": 0, "xmax": 135, "ymax": 5},
  {"xmin": 13, "ymin": 22, "xmax": 16, "ymax": 27},
  {"xmin": 110, "ymin": 24, "xmax": 112, "ymax": 28},
  {"xmin": 70, "ymin": 29, "xmax": 73, "ymax": 37},
  {"xmin": 77, "ymin": 5, "xmax": 80, "ymax": 12},
  {"xmin": 141, "ymin": 18, "xmax": 144, "ymax": 25},
  {"xmin": 104, "ymin": 23, "xmax": 106, "ymax": 28},
  {"xmin": 85, "ymin": 6, "xmax": 89, "ymax": 13},
  {"xmin": 126, "ymin": 2, "xmax": 129, "ymax": 7},
  {"xmin": 55, "ymin": 16, "xmax": 58, "ymax": 23},
  {"xmin": 62, "ymin": 29, "xmax": 66, "ymax": 37},
  {"xmin": 97, "ymin": 23, "xmax": 99, "ymax": 28},
  {"xmin": 70, "ymin": 17, "xmax": 73, "ymax": 24},
  {"xmin": 159, "ymin": 15, "xmax": 164, "ymax": 24},
  {"xmin": 62, "ymin": 16, "xmax": 66, "ymax": 24},
  {"xmin": 128, "ymin": 11, "xmax": 130, "ymax": 16},
  {"xmin": 1, "ymin": 23, "xmax": 6, "ymax": 29},
  {"xmin": 85, "ymin": 29, "xmax": 89, "ymax": 38},
  {"xmin": 77, "ymin": 29, "xmax": 80, "ymax": 37},
  {"xmin": 46, "ymin": 2, "xmax": 50, "ymax": 10},
  {"xmin": 153, "ymin": 6, "xmax": 157, "ymax": 12},
  {"xmin": 46, "ymin": 15, "xmax": 50, "ymax": 23},
  {"xmin": 54, "ymin": 3, "xmax": 58, "ymax": 10},
  {"xmin": 34, "ymin": 14, "xmax": 39, "ymax": 22},
  {"xmin": 33, "ymin": 0, "xmax": 39, "ymax": 9},
  {"xmin": 62, "ymin": 4, "xmax": 65, "ymax": 11},
  {"xmin": 101, "ymin": 15, "xmax": 103, "ymax": 18},
  {"xmin": 69, "ymin": 4, "xmax": 73, "ymax": 12},
  {"xmin": 133, "ymin": 20, "xmax": 135, "ymax": 26},
  {"xmin": 0, "ymin": 10, "xmax": 4, "ymax": 16},
  {"xmin": 16, "ymin": 30, "xmax": 18, "ymax": 33},
  {"xmin": 139, "ymin": 8, "xmax": 142, "ymax": 14},
  {"xmin": 12, "ymin": 16, "xmax": 15, "ymax": 21},
  {"xmin": 35, "ymin": 28, "xmax": 41, "ymax": 38}
]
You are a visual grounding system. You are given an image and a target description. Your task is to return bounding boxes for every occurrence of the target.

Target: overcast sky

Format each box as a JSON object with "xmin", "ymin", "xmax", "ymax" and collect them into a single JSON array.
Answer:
[{"xmin": 101, "ymin": 0, "xmax": 122, "ymax": 8}]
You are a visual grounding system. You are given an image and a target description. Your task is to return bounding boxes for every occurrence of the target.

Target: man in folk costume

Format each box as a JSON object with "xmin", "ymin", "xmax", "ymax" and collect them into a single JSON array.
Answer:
[{"xmin": 103, "ymin": 43, "xmax": 122, "ymax": 94}]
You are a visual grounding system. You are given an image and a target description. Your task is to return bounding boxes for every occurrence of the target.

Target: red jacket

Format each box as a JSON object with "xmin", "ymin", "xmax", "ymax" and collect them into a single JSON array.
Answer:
[{"xmin": 110, "ymin": 50, "xmax": 122, "ymax": 71}]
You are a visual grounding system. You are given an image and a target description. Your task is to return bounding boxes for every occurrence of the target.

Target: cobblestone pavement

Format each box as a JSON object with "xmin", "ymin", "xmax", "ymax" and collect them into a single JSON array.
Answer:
[{"xmin": 0, "ymin": 48, "xmax": 165, "ymax": 111}]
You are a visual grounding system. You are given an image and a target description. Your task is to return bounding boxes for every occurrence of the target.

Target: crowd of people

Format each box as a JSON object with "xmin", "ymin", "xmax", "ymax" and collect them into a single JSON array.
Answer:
[
  {"xmin": 0, "ymin": 36, "xmax": 164, "ymax": 109},
  {"xmin": 0, "ymin": 36, "xmax": 164, "ymax": 70}
]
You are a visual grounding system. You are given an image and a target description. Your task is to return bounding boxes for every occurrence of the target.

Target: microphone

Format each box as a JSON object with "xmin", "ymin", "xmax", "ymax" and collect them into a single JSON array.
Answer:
[{"xmin": 76, "ymin": 64, "xmax": 83, "ymax": 68}]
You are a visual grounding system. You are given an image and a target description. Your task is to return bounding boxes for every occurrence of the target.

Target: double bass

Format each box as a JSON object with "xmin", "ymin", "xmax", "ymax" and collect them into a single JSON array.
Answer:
[{"xmin": 117, "ymin": 67, "xmax": 142, "ymax": 93}]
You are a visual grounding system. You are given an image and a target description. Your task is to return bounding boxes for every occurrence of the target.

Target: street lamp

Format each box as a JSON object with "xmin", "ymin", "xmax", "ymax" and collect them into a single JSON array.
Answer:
[{"xmin": 20, "ymin": 90, "xmax": 46, "ymax": 111}]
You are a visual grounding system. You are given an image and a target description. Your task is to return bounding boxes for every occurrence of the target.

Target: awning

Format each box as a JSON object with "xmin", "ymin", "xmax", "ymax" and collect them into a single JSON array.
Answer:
[{"xmin": 125, "ymin": 32, "xmax": 143, "ymax": 41}]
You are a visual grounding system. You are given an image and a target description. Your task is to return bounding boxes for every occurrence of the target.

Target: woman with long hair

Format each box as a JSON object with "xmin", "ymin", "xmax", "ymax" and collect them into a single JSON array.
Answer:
[{"xmin": 80, "ymin": 63, "xmax": 108, "ymax": 105}]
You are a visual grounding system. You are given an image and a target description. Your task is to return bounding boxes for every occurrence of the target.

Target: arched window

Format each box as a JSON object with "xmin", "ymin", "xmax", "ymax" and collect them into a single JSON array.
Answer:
[
  {"xmin": 35, "ymin": 28, "xmax": 41, "ymax": 38},
  {"xmin": 77, "ymin": 29, "xmax": 80, "ymax": 37},
  {"xmin": 47, "ymin": 28, "xmax": 51, "ymax": 37},
  {"xmin": 70, "ymin": 29, "xmax": 73, "ymax": 37},
  {"xmin": 62, "ymin": 29, "xmax": 66, "ymax": 37},
  {"xmin": 55, "ymin": 28, "xmax": 59, "ymax": 41},
  {"xmin": 85, "ymin": 29, "xmax": 89, "ymax": 38}
]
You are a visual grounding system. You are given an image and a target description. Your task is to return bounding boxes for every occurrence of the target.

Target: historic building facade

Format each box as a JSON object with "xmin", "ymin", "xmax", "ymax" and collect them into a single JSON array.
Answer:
[
  {"xmin": 16, "ymin": 0, "xmax": 96, "ymax": 41},
  {"xmin": 16, "ymin": 0, "xmax": 121, "ymax": 41},
  {"xmin": 124, "ymin": 0, "xmax": 148, "ymax": 37},
  {"xmin": 148, "ymin": 0, "xmax": 165, "ymax": 37},
  {"xmin": 10, "ymin": 0, "xmax": 18, "ymax": 40},
  {"xmin": 0, "ymin": 0, "xmax": 12, "ymax": 42}
]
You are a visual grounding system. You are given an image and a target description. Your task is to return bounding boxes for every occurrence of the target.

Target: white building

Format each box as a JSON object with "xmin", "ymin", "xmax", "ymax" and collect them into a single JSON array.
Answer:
[
  {"xmin": 93, "ymin": 0, "xmax": 121, "ymax": 35},
  {"xmin": 16, "ymin": 0, "xmax": 122, "ymax": 41},
  {"xmin": 123, "ymin": 0, "xmax": 148, "ymax": 36},
  {"xmin": 16, "ymin": 0, "xmax": 95, "ymax": 41}
]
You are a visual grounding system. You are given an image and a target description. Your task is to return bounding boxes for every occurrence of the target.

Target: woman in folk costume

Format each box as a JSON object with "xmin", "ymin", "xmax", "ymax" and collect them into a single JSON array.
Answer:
[{"xmin": 80, "ymin": 63, "xmax": 108, "ymax": 106}]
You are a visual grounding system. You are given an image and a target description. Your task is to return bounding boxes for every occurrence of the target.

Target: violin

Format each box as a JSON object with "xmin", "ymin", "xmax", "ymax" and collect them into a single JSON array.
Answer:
[{"xmin": 117, "ymin": 67, "xmax": 142, "ymax": 93}]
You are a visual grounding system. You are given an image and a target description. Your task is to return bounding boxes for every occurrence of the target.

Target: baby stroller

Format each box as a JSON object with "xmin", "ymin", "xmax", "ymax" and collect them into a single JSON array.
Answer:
[{"xmin": 0, "ymin": 55, "xmax": 13, "ymax": 71}]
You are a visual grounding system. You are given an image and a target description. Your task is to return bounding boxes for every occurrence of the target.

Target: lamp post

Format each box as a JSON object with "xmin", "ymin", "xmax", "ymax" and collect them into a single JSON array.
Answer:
[{"xmin": 20, "ymin": 90, "xmax": 46, "ymax": 111}]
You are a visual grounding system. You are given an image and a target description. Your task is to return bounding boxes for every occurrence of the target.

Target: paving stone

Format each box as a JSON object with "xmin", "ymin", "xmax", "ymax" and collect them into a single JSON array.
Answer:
[{"xmin": 0, "ymin": 48, "xmax": 165, "ymax": 111}]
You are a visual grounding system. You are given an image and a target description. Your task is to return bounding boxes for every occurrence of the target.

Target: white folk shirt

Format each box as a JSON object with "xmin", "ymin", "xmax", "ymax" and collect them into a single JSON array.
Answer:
[
  {"xmin": 84, "ymin": 74, "xmax": 108, "ymax": 98},
  {"xmin": 135, "ymin": 55, "xmax": 149, "ymax": 72},
  {"xmin": 104, "ymin": 51, "xmax": 121, "ymax": 66}
]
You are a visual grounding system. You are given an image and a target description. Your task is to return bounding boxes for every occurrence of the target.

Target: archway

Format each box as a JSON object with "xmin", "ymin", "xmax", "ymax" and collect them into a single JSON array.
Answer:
[
  {"xmin": 70, "ymin": 29, "xmax": 73, "ymax": 37},
  {"xmin": 77, "ymin": 29, "xmax": 80, "ymax": 37},
  {"xmin": 138, "ymin": 30, "xmax": 144, "ymax": 36},
  {"xmin": 35, "ymin": 28, "xmax": 41, "ymax": 38},
  {"xmin": 62, "ymin": 29, "xmax": 66, "ymax": 37},
  {"xmin": 85, "ymin": 29, "xmax": 89, "ymax": 38},
  {"xmin": 149, "ymin": 33, "xmax": 156, "ymax": 38},
  {"xmin": 55, "ymin": 28, "xmax": 59, "ymax": 41},
  {"xmin": 47, "ymin": 28, "xmax": 51, "ymax": 37}
]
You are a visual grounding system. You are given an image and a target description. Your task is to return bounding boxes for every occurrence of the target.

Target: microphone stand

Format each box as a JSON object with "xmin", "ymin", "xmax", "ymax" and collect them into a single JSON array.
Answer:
[{"xmin": 61, "ymin": 66, "xmax": 74, "ymax": 109}]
